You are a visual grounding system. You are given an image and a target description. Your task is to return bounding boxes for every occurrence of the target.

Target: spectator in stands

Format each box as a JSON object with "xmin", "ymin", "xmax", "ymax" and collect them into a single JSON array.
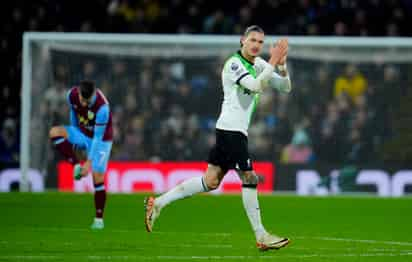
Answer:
[
  {"xmin": 272, "ymin": 108, "xmax": 292, "ymax": 159},
  {"xmin": 171, "ymin": 82, "xmax": 197, "ymax": 115},
  {"xmin": 334, "ymin": 21, "xmax": 347, "ymax": 36},
  {"xmin": 0, "ymin": 86, "xmax": 12, "ymax": 123},
  {"xmin": 334, "ymin": 64, "xmax": 368, "ymax": 103},
  {"xmin": 315, "ymin": 101, "xmax": 343, "ymax": 164},
  {"xmin": 335, "ymin": 93, "xmax": 352, "ymax": 131},
  {"xmin": 44, "ymin": 81, "xmax": 67, "ymax": 117},
  {"xmin": 281, "ymin": 128, "xmax": 314, "ymax": 164},
  {"xmin": 203, "ymin": 10, "xmax": 233, "ymax": 34},
  {"xmin": 343, "ymin": 125, "xmax": 372, "ymax": 164},
  {"xmin": 0, "ymin": 118, "xmax": 19, "ymax": 163},
  {"xmin": 109, "ymin": 60, "xmax": 131, "ymax": 105}
]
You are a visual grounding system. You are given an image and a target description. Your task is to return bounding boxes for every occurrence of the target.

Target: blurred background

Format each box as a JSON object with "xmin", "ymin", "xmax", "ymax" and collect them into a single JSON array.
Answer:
[{"xmin": 1, "ymin": 0, "xmax": 412, "ymax": 196}]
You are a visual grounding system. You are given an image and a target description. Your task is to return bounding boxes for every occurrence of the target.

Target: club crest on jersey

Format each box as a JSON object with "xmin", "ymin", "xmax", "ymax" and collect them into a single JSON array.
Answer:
[
  {"xmin": 88, "ymin": 110, "xmax": 94, "ymax": 120},
  {"xmin": 231, "ymin": 62, "xmax": 239, "ymax": 71},
  {"xmin": 79, "ymin": 115, "xmax": 88, "ymax": 125}
]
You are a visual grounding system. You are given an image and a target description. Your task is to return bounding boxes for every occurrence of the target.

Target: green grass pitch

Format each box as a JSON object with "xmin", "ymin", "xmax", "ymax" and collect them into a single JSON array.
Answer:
[{"xmin": 0, "ymin": 192, "xmax": 411, "ymax": 261}]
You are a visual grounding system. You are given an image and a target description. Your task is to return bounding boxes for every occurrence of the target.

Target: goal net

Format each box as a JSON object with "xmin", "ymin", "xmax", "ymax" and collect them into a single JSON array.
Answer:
[{"xmin": 21, "ymin": 33, "xmax": 412, "ymax": 191}]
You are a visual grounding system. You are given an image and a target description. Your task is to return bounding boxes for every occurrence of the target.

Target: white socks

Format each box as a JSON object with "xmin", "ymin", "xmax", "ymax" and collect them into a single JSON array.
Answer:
[
  {"xmin": 242, "ymin": 187, "xmax": 267, "ymax": 239},
  {"xmin": 155, "ymin": 176, "xmax": 208, "ymax": 209},
  {"xmin": 154, "ymin": 176, "xmax": 267, "ymax": 240},
  {"xmin": 94, "ymin": 217, "xmax": 103, "ymax": 223}
]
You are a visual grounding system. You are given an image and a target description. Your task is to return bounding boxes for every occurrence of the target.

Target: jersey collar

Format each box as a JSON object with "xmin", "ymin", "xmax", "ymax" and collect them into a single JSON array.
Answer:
[{"xmin": 237, "ymin": 50, "xmax": 255, "ymax": 65}]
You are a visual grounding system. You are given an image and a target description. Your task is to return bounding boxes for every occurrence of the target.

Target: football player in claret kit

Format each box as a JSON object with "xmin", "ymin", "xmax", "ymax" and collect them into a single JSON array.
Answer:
[
  {"xmin": 49, "ymin": 80, "xmax": 113, "ymax": 230},
  {"xmin": 145, "ymin": 25, "xmax": 292, "ymax": 251}
]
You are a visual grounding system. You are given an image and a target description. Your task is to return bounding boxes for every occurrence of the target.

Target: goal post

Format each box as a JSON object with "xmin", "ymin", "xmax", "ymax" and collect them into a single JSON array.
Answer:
[{"xmin": 21, "ymin": 32, "xmax": 412, "ymax": 192}]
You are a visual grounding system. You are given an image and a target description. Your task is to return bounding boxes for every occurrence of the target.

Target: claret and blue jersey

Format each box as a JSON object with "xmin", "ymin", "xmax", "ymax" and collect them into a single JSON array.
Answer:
[{"xmin": 65, "ymin": 86, "xmax": 113, "ymax": 174}]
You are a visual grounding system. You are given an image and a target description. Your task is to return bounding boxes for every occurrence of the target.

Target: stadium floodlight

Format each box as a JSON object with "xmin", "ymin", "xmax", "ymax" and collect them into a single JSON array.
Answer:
[{"xmin": 21, "ymin": 32, "xmax": 412, "ymax": 192}]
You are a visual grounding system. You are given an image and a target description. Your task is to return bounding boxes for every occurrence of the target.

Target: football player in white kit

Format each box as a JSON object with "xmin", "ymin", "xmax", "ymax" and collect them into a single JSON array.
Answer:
[{"xmin": 145, "ymin": 25, "xmax": 292, "ymax": 251}]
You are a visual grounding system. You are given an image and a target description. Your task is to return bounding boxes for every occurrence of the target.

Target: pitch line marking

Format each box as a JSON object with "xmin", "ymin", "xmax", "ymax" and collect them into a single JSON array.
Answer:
[
  {"xmin": 25, "ymin": 227, "xmax": 232, "ymax": 236},
  {"xmin": 3, "ymin": 241, "xmax": 409, "ymax": 253},
  {"xmin": 295, "ymin": 236, "xmax": 412, "ymax": 246},
  {"xmin": 14, "ymin": 228, "xmax": 412, "ymax": 247}
]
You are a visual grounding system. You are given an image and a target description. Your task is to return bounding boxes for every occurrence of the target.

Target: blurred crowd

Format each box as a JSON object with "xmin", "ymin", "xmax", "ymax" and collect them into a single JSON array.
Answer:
[
  {"xmin": 41, "ymin": 52, "xmax": 404, "ymax": 166},
  {"xmin": 1, "ymin": 0, "xmax": 411, "ymax": 165}
]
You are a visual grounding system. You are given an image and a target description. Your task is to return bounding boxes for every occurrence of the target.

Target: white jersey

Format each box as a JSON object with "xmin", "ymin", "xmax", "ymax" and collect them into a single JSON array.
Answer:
[{"xmin": 216, "ymin": 52, "xmax": 271, "ymax": 136}]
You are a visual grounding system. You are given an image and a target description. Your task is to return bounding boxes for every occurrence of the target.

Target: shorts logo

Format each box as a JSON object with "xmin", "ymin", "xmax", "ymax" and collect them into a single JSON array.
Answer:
[{"xmin": 231, "ymin": 62, "xmax": 239, "ymax": 71}]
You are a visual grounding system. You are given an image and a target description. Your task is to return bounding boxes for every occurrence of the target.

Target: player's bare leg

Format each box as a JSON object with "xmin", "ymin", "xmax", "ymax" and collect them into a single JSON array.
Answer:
[
  {"xmin": 49, "ymin": 126, "xmax": 79, "ymax": 165},
  {"xmin": 239, "ymin": 170, "xmax": 290, "ymax": 251},
  {"xmin": 91, "ymin": 171, "xmax": 106, "ymax": 230},
  {"xmin": 49, "ymin": 126, "xmax": 85, "ymax": 180},
  {"xmin": 145, "ymin": 164, "xmax": 225, "ymax": 232}
]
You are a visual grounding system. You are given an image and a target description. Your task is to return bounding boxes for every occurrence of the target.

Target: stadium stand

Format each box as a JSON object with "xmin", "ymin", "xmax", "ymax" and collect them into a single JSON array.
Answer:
[{"xmin": 1, "ymin": 0, "xmax": 411, "ymax": 164}]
